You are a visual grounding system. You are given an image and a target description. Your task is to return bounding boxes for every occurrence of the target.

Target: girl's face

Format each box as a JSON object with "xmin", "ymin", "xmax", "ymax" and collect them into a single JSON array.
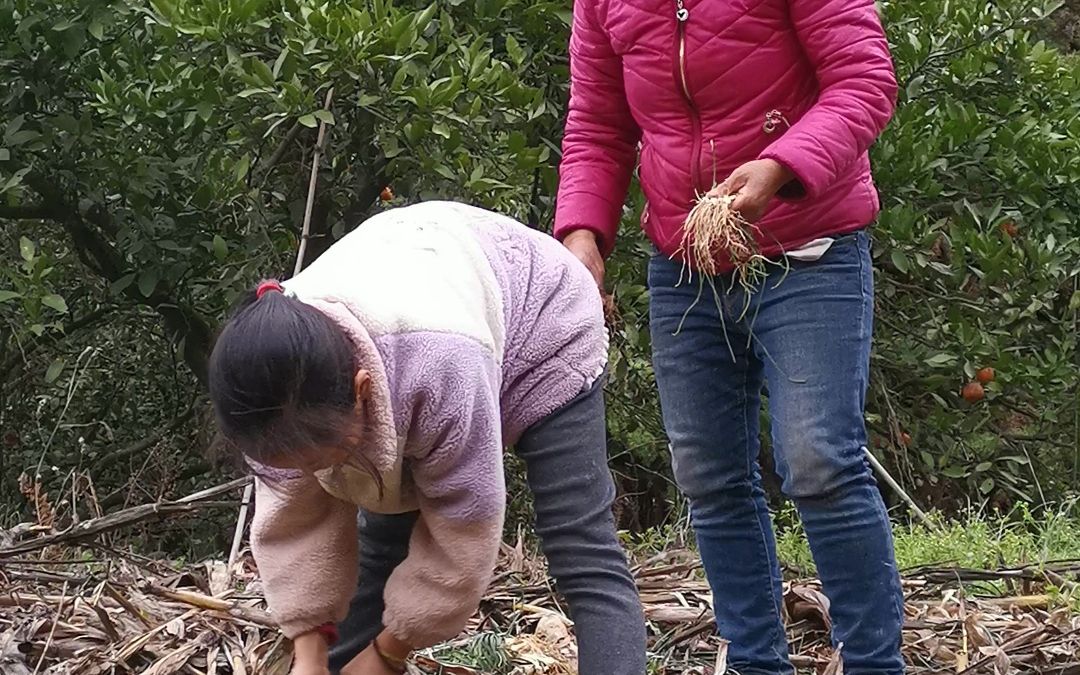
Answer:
[{"xmin": 258, "ymin": 368, "xmax": 373, "ymax": 474}]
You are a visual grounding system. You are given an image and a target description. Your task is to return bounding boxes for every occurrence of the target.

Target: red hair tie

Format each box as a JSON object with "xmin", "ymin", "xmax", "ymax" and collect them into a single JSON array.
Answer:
[{"xmin": 255, "ymin": 280, "xmax": 284, "ymax": 299}]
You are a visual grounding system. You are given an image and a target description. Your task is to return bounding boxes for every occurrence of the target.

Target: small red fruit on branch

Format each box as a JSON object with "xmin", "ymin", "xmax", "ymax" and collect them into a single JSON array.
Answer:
[
  {"xmin": 380, "ymin": 186, "xmax": 394, "ymax": 202},
  {"xmin": 976, "ymin": 367, "xmax": 995, "ymax": 384},
  {"xmin": 962, "ymin": 381, "xmax": 985, "ymax": 403}
]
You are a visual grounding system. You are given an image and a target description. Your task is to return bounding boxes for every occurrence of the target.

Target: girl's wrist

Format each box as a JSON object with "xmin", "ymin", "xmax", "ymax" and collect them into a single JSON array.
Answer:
[
  {"xmin": 372, "ymin": 631, "xmax": 411, "ymax": 673},
  {"xmin": 293, "ymin": 630, "xmax": 330, "ymax": 662}
]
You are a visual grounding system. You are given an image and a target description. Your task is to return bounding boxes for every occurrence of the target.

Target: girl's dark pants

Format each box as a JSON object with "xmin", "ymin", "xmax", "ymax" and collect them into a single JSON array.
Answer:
[{"xmin": 328, "ymin": 377, "xmax": 647, "ymax": 674}]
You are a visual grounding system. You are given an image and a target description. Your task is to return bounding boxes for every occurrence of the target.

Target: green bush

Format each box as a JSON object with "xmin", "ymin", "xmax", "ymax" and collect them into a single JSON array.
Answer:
[
  {"xmin": 1, "ymin": 0, "xmax": 1076, "ymax": 544},
  {"xmin": 870, "ymin": 0, "xmax": 1079, "ymax": 509}
]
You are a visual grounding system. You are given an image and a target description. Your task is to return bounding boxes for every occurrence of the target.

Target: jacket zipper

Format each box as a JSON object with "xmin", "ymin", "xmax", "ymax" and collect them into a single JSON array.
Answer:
[
  {"xmin": 673, "ymin": 0, "xmax": 703, "ymax": 193},
  {"xmin": 763, "ymin": 109, "xmax": 790, "ymax": 134}
]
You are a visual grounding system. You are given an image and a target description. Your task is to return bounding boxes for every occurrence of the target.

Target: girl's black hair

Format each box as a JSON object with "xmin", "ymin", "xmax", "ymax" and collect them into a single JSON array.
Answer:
[{"xmin": 208, "ymin": 282, "xmax": 369, "ymax": 469}]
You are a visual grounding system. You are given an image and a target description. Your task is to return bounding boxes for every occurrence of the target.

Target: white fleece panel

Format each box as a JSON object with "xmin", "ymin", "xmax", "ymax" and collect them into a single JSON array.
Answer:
[{"xmin": 284, "ymin": 202, "xmax": 505, "ymax": 360}]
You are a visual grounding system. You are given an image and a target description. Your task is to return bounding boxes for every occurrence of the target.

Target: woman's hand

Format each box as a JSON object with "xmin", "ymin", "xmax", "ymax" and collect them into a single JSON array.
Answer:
[
  {"xmin": 339, "ymin": 644, "xmax": 401, "ymax": 675},
  {"xmin": 562, "ymin": 229, "xmax": 606, "ymax": 290},
  {"xmin": 712, "ymin": 159, "xmax": 796, "ymax": 223},
  {"xmin": 290, "ymin": 631, "xmax": 330, "ymax": 675}
]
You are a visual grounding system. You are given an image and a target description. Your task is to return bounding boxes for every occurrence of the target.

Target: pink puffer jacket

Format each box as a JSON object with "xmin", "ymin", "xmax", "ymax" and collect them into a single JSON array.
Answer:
[{"xmin": 554, "ymin": 0, "xmax": 898, "ymax": 269}]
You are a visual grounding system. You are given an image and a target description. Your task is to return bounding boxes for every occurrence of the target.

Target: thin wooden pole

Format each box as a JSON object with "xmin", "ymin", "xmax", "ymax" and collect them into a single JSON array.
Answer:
[
  {"xmin": 864, "ymin": 447, "xmax": 937, "ymax": 530},
  {"xmin": 227, "ymin": 87, "xmax": 336, "ymax": 572}
]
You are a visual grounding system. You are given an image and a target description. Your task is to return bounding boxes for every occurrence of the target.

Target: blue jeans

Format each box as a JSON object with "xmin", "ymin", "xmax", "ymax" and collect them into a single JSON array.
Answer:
[{"xmin": 648, "ymin": 231, "xmax": 904, "ymax": 675}]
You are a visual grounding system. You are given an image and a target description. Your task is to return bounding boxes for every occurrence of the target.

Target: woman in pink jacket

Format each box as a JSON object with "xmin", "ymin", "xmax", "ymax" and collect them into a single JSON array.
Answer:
[{"xmin": 555, "ymin": 1, "xmax": 903, "ymax": 673}]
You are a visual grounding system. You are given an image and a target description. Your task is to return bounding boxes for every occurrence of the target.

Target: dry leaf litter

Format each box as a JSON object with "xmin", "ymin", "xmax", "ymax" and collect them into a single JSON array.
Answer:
[{"xmin": 2, "ymin": 480, "xmax": 1079, "ymax": 674}]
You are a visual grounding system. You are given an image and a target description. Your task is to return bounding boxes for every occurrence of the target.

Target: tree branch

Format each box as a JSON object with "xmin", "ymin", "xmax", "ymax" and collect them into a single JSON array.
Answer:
[
  {"xmin": 93, "ymin": 401, "xmax": 199, "ymax": 470},
  {"xmin": 256, "ymin": 120, "xmax": 303, "ymax": 184},
  {"xmin": 0, "ymin": 477, "xmax": 251, "ymax": 558},
  {"xmin": 0, "ymin": 306, "xmax": 117, "ymax": 380},
  {"xmin": 902, "ymin": 15, "xmax": 1032, "ymax": 90},
  {"xmin": 0, "ymin": 204, "xmax": 58, "ymax": 221},
  {"xmin": 20, "ymin": 172, "xmax": 215, "ymax": 385}
]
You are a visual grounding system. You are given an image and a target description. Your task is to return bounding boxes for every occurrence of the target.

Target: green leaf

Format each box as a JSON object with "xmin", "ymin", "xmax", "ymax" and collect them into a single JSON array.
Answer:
[
  {"xmin": 41, "ymin": 294, "xmax": 68, "ymax": 313},
  {"xmin": 89, "ymin": 20, "xmax": 105, "ymax": 40},
  {"xmin": 272, "ymin": 49, "xmax": 290, "ymax": 78},
  {"xmin": 138, "ymin": 269, "xmax": 158, "ymax": 297},
  {"xmin": 196, "ymin": 101, "xmax": 214, "ymax": 121},
  {"xmin": 2, "ymin": 168, "xmax": 29, "ymax": 193},
  {"xmin": 251, "ymin": 58, "xmax": 275, "ymax": 86},
  {"xmin": 0, "ymin": 290, "xmax": 21, "ymax": 303},
  {"xmin": 390, "ymin": 14, "xmax": 413, "ymax": 41},
  {"xmin": 4, "ymin": 114, "xmax": 23, "ymax": 137},
  {"xmin": 298, "ymin": 114, "xmax": 318, "ymax": 128},
  {"xmin": 111, "ymin": 273, "xmax": 135, "ymax": 295},
  {"xmin": 505, "ymin": 34, "xmax": 525, "ymax": 65},
  {"xmin": 925, "ymin": 353, "xmax": 956, "ymax": 367},
  {"xmin": 7, "ymin": 130, "xmax": 40, "ymax": 146},
  {"xmin": 213, "ymin": 235, "xmax": 228, "ymax": 261},
  {"xmin": 979, "ymin": 477, "xmax": 995, "ymax": 495},
  {"xmin": 942, "ymin": 466, "xmax": 968, "ymax": 479},
  {"xmin": 391, "ymin": 66, "xmax": 409, "ymax": 91},
  {"xmin": 234, "ymin": 153, "xmax": 251, "ymax": 181},
  {"xmin": 414, "ymin": 3, "xmax": 439, "ymax": 32},
  {"xmin": 905, "ymin": 75, "xmax": 924, "ymax": 99},
  {"xmin": 19, "ymin": 236, "xmax": 35, "ymax": 262},
  {"xmin": 150, "ymin": 0, "xmax": 180, "ymax": 24},
  {"xmin": 313, "ymin": 110, "xmax": 335, "ymax": 125},
  {"xmin": 890, "ymin": 250, "xmax": 910, "ymax": 274},
  {"xmin": 44, "ymin": 358, "xmax": 65, "ymax": 384}
]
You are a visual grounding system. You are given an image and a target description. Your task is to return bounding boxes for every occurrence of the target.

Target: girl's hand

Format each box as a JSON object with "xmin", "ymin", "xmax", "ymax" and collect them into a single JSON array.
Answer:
[
  {"xmin": 712, "ymin": 159, "xmax": 796, "ymax": 223},
  {"xmin": 339, "ymin": 644, "xmax": 400, "ymax": 675},
  {"xmin": 290, "ymin": 631, "xmax": 330, "ymax": 675}
]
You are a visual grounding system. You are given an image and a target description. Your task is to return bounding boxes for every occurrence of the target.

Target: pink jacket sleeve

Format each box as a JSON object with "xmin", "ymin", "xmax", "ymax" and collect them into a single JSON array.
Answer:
[
  {"xmin": 381, "ymin": 343, "xmax": 505, "ymax": 648},
  {"xmin": 250, "ymin": 474, "xmax": 359, "ymax": 638},
  {"xmin": 554, "ymin": 0, "xmax": 641, "ymax": 257},
  {"xmin": 759, "ymin": 0, "xmax": 898, "ymax": 201}
]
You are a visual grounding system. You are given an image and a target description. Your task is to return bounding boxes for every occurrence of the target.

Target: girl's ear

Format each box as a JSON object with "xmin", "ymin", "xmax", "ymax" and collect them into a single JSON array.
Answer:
[{"xmin": 353, "ymin": 369, "xmax": 372, "ymax": 411}]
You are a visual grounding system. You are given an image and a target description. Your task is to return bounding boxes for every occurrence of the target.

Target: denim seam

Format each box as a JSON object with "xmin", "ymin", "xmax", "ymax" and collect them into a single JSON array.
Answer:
[
  {"xmin": 857, "ymin": 231, "xmax": 870, "ymax": 345},
  {"xmin": 860, "ymin": 234, "xmax": 905, "ymax": 652},
  {"xmin": 738, "ymin": 333, "xmax": 786, "ymax": 662}
]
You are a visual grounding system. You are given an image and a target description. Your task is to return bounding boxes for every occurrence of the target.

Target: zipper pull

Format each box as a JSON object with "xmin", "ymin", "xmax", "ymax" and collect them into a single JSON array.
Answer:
[
  {"xmin": 763, "ymin": 109, "xmax": 789, "ymax": 134},
  {"xmin": 676, "ymin": 0, "xmax": 689, "ymax": 22}
]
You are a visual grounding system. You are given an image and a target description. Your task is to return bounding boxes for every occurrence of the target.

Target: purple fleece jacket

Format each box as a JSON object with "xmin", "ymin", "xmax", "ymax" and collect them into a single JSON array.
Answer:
[{"xmin": 249, "ymin": 201, "xmax": 608, "ymax": 647}]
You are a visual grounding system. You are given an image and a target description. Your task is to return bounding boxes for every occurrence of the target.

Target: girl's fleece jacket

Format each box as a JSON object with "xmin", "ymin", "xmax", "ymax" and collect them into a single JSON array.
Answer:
[{"xmin": 251, "ymin": 202, "xmax": 608, "ymax": 648}]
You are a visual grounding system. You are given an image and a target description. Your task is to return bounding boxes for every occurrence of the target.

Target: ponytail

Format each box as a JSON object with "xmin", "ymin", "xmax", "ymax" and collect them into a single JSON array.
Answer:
[{"xmin": 208, "ymin": 279, "xmax": 359, "ymax": 465}]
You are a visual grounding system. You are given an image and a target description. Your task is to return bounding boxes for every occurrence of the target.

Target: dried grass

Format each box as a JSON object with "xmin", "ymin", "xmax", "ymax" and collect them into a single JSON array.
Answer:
[{"xmin": 2, "ymin": 486, "xmax": 1079, "ymax": 674}]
